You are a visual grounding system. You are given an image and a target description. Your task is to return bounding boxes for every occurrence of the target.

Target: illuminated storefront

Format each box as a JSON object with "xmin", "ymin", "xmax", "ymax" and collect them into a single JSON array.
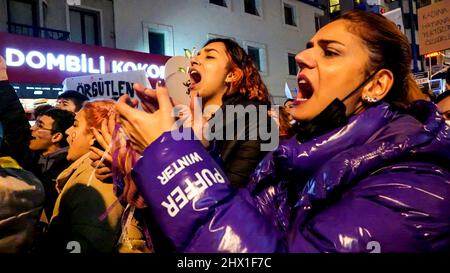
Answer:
[{"xmin": 0, "ymin": 32, "xmax": 169, "ymax": 111}]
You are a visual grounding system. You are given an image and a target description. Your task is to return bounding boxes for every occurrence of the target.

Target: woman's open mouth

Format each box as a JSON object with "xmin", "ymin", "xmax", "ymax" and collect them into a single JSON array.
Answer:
[
  {"xmin": 189, "ymin": 68, "xmax": 202, "ymax": 88},
  {"xmin": 294, "ymin": 74, "xmax": 314, "ymax": 105}
]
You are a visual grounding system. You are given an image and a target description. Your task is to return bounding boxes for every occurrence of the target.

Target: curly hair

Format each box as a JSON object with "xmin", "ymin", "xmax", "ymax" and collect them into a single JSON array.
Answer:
[{"xmin": 204, "ymin": 38, "xmax": 270, "ymax": 103}]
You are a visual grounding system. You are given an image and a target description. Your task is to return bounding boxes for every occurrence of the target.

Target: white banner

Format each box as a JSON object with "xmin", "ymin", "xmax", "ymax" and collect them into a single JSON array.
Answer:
[
  {"xmin": 62, "ymin": 70, "xmax": 152, "ymax": 100},
  {"xmin": 383, "ymin": 8, "xmax": 405, "ymax": 34},
  {"xmin": 418, "ymin": 0, "xmax": 450, "ymax": 55},
  {"xmin": 366, "ymin": 0, "xmax": 382, "ymax": 6}
]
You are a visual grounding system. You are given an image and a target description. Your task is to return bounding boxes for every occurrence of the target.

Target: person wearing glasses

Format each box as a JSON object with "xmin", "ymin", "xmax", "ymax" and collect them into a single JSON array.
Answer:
[{"xmin": 29, "ymin": 108, "xmax": 74, "ymax": 222}]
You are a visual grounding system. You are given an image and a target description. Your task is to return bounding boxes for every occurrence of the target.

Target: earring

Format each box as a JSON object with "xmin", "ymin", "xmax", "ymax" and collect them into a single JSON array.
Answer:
[{"xmin": 362, "ymin": 95, "xmax": 378, "ymax": 103}]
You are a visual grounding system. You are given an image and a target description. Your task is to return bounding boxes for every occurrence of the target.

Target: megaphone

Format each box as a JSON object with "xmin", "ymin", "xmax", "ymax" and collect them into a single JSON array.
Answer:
[{"xmin": 164, "ymin": 56, "xmax": 191, "ymax": 105}]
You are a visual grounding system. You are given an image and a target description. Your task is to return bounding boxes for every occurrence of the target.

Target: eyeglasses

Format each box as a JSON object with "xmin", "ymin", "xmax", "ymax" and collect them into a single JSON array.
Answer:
[{"xmin": 31, "ymin": 121, "xmax": 54, "ymax": 132}]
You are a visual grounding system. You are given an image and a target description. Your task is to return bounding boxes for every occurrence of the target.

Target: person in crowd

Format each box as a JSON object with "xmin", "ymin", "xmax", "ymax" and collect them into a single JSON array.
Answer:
[
  {"xmin": 283, "ymin": 98, "xmax": 294, "ymax": 120},
  {"xmin": 435, "ymin": 91, "xmax": 450, "ymax": 121},
  {"xmin": 56, "ymin": 90, "xmax": 89, "ymax": 113},
  {"xmin": 33, "ymin": 104, "xmax": 54, "ymax": 120},
  {"xmin": 133, "ymin": 38, "xmax": 273, "ymax": 188},
  {"xmin": 0, "ymin": 56, "xmax": 33, "ymax": 171},
  {"xmin": 88, "ymin": 38, "xmax": 278, "ymax": 252},
  {"xmin": 116, "ymin": 10, "xmax": 450, "ymax": 252},
  {"xmin": 89, "ymin": 113, "xmax": 154, "ymax": 253},
  {"xmin": 44, "ymin": 100, "xmax": 123, "ymax": 253},
  {"xmin": 0, "ymin": 124, "xmax": 44, "ymax": 252},
  {"xmin": 277, "ymin": 106, "xmax": 294, "ymax": 140},
  {"xmin": 29, "ymin": 108, "xmax": 74, "ymax": 222}
]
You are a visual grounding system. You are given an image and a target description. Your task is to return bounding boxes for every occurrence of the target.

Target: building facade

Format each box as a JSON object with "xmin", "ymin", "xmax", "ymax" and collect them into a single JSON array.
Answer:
[
  {"xmin": 0, "ymin": 0, "xmax": 115, "ymax": 47},
  {"xmin": 0, "ymin": 0, "xmax": 324, "ymax": 104},
  {"xmin": 113, "ymin": 0, "xmax": 323, "ymax": 103}
]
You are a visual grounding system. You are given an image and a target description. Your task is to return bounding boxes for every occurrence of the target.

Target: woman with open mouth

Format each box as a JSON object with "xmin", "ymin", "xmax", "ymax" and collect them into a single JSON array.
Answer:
[
  {"xmin": 116, "ymin": 10, "xmax": 450, "ymax": 252},
  {"xmin": 185, "ymin": 38, "xmax": 272, "ymax": 188}
]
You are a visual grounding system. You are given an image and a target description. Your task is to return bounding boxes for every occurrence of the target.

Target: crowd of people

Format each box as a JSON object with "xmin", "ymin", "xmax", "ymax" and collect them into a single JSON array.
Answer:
[{"xmin": 0, "ymin": 10, "xmax": 449, "ymax": 253}]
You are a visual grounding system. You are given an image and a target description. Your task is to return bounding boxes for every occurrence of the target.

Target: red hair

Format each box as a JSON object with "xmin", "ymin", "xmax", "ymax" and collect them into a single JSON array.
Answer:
[
  {"xmin": 204, "ymin": 38, "xmax": 270, "ymax": 103},
  {"xmin": 82, "ymin": 99, "xmax": 115, "ymax": 132},
  {"xmin": 82, "ymin": 99, "xmax": 146, "ymax": 208}
]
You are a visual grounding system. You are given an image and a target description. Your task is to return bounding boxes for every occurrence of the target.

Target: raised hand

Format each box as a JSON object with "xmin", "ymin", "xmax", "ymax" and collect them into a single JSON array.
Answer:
[
  {"xmin": 116, "ymin": 81, "xmax": 175, "ymax": 153},
  {"xmin": 134, "ymin": 82, "xmax": 183, "ymax": 113},
  {"xmin": 89, "ymin": 114, "xmax": 115, "ymax": 181},
  {"xmin": 134, "ymin": 83, "xmax": 159, "ymax": 113}
]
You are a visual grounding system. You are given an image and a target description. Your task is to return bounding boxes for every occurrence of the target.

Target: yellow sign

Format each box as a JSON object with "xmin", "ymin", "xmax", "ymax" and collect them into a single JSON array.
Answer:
[
  {"xmin": 424, "ymin": 52, "xmax": 440, "ymax": 58},
  {"xmin": 418, "ymin": 0, "xmax": 450, "ymax": 55}
]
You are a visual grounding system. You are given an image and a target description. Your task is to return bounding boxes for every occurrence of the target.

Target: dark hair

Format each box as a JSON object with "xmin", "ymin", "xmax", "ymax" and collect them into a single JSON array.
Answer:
[
  {"xmin": 204, "ymin": 38, "xmax": 270, "ymax": 103},
  {"xmin": 338, "ymin": 10, "xmax": 427, "ymax": 109},
  {"xmin": 42, "ymin": 108, "xmax": 75, "ymax": 147},
  {"xmin": 278, "ymin": 107, "xmax": 294, "ymax": 138},
  {"xmin": 33, "ymin": 104, "xmax": 54, "ymax": 119},
  {"xmin": 57, "ymin": 90, "xmax": 89, "ymax": 111},
  {"xmin": 284, "ymin": 98, "xmax": 294, "ymax": 106},
  {"xmin": 435, "ymin": 90, "xmax": 450, "ymax": 104}
]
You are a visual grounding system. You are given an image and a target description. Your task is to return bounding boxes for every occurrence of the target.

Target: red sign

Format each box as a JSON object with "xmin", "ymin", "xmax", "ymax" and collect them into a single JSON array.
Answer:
[{"xmin": 0, "ymin": 32, "xmax": 170, "ymax": 86}]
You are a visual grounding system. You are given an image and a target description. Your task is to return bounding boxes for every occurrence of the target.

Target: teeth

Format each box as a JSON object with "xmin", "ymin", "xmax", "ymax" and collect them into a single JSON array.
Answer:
[
  {"xmin": 190, "ymin": 70, "xmax": 199, "ymax": 76},
  {"xmin": 298, "ymin": 79, "xmax": 306, "ymax": 84},
  {"xmin": 296, "ymin": 98, "xmax": 308, "ymax": 101}
]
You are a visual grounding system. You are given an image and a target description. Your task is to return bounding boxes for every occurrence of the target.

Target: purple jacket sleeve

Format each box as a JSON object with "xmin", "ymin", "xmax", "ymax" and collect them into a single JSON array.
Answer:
[{"xmin": 132, "ymin": 130, "xmax": 284, "ymax": 252}]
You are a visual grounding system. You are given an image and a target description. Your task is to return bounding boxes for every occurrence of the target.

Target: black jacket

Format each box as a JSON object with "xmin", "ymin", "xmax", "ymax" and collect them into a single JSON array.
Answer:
[
  {"xmin": 36, "ymin": 147, "xmax": 70, "ymax": 220},
  {"xmin": 0, "ymin": 157, "xmax": 45, "ymax": 253},
  {"xmin": 0, "ymin": 81, "xmax": 34, "ymax": 171},
  {"xmin": 208, "ymin": 93, "xmax": 271, "ymax": 188}
]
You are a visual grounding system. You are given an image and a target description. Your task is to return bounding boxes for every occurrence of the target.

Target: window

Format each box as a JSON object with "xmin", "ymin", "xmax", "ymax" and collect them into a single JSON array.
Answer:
[
  {"xmin": 143, "ymin": 23, "xmax": 174, "ymax": 56},
  {"xmin": 244, "ymin": 0, "xmax": 260, "ymax": 16},
  {"xmin": 403, "ymin": 14, "xmax": 418, "ymax": 30},
  {"xmin": 413, "ymin": 14, "xmax": 418, "ymax": 30},
  {"xmin": 329, "ymin": 0, "xmax": 341, "ymax": 16},
  {"xmin": 148, "ymin": 31, "xmax": 165, "ymax": 55},
  {"xmin": 210, "ymin": 0, "xmax": 227, "ymax": 7},
  {"xmin": 7, "ymin": 0, "xmax": 38, "ymax": 26},
  {"xmin": 426, "ymin": 56, "xmax": 438, "ymax": 66},
  {"xmin": 288, "ymin": 53, "xmax": 298, "ymax": 76},
  {"xmin": 69, "ymin": 8, "xmax": 100, "ymax": 45},
  {"xmin": 314, "ymin": 14, "xmax": 321, "ymax": 31},
  {"xmin": 283, "ymin": 3, "xmax": 296, "ymax": 27},
  {"xmin": 244, "ymin": 41, "xmax": 267, "ymax": 74},
  {"xmin": 248, "ymin": 46, "xmax": 261, "ymax": 71}
]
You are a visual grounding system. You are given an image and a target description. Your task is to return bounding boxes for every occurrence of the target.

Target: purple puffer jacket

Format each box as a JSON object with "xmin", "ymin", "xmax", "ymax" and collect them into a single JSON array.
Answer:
[{"xmin": 133, "ymin": 101, "xmax": 450, "ymax": 252}]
